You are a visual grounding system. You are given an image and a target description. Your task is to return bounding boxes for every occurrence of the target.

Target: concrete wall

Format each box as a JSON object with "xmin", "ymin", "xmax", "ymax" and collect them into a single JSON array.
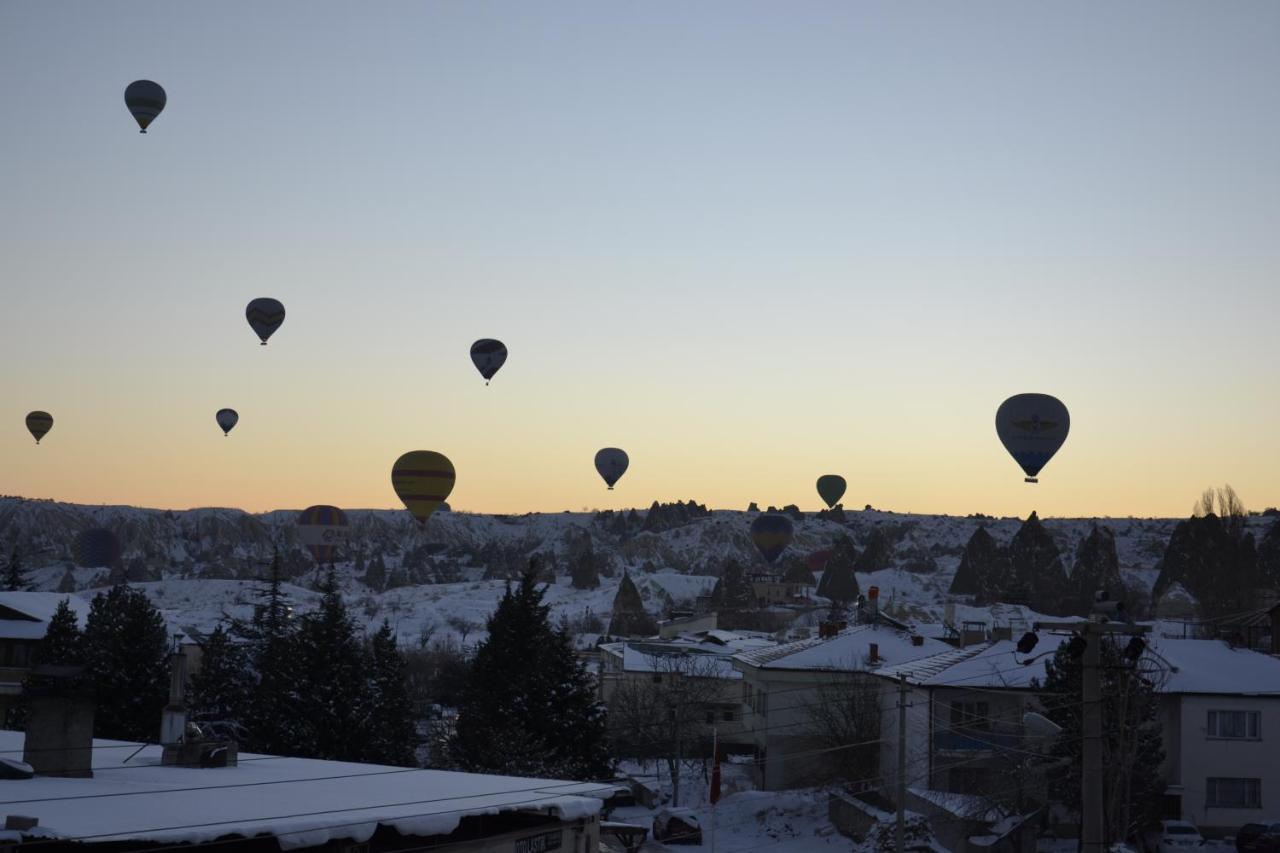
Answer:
[{"xmin": 1173, "ymin": 694, "xmax": 1280, "ymax": 833}]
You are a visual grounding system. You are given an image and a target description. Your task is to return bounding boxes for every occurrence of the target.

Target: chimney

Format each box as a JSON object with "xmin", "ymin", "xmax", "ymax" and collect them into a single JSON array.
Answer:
[
  {"xmin": 160, "ymin": 647, "xmax": 189, "ymax": 748},
  {"xmin": 23, "ymin": 666, "xmax": 94, "ymax": 778},
  {"xmin": 868, "ymin": 643, "xmax": 880, "ymax": 664},
  {"xmin": 911, "ymin": 635, "xmax": 924, "ymax": 647},
  {"xmin": 868, "ymin": 586, "xmax": 880, "ymax": 625}
]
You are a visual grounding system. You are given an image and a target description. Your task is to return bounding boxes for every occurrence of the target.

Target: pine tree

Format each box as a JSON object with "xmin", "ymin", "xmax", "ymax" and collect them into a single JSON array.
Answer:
[
  {"xmin": 364, "ymin": 621, "xmax": 417, "ymax": 766},
  {"xmin": 239, "ymin": 552, "xmax": 304, "ymax": 756},
  {"xmin": 710, "ymin": 559, "xmax": 756, "ymax": 611},
  {"xmin": 4, "ymin": 547, "xmax": 28, "ymax": 591},
  {"xmin": 82, "ymin": 585, "xmax": 170, "ymax": 742},
  {"xmin": 292, "ymin": 567, "xmax": 372, "ymax": 761},
  {"xmin": 449, "ymin": 566, "xmax": 611, "ymax": 780},
  {"xmin": 1034, "ymin": 635, "xmax": 1166, "ymax": 841},
  {"xmin": 188, "ymin": 624, "xmax": 250, "ymax": 726},
  {"xmin": 34, "ymin": 599, "xmax": 83, "ymax": 667}
]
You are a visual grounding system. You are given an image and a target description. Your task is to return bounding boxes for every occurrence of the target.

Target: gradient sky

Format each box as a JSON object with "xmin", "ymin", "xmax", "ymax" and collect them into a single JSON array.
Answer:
[{"xmin": 2, "ymin": 2, "xmax": 1278, "ymax": 518}]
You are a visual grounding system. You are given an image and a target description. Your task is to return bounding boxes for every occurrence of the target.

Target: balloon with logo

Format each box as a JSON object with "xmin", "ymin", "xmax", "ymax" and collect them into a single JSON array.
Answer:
[
  {"xmin": 74, "ymin": 528, "xmax": 122, "ymax": 569},
  {"xmin": 25, "ymin": 411, "xmax": 53, "ymax": 444},
  {"xmin": 816, "ymin": 475, "xmax": 846, "ymax": 509},
  {"xmin": 391, "ymin": 451, "xmax": 456, "ymax": 524},
  {"xmin": 124, "ymin": 80, "xmax": 166, "ymax": 133},
  {"xmin": 245, "ymin": 298, "xmax": 286, "ymax": 345},
  {"xmin": 297, "ymin": 505, "xmax": 350, "ymax": 564},
  {"xmin": 995, "ymin": 393, "xmax": 1070, "ymax": 483},
  {"xmin": 215, "ymin": 408, "xmax": 239, "ymax": 436},
  {"xmin": 594, "ymin": 448, "xmax": 629, "ymax": 490},
  {"xmin": 750, "ymin": 513, "xmax": 794, "ymax": 565},
  {"xmin": 470, "ymin": 339, "xmax": 507, "ymax": 385}
]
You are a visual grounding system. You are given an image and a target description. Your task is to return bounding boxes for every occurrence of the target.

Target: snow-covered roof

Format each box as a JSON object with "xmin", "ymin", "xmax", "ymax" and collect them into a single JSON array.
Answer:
[
  {"xmin": 601, "ymin": 633, "xmax": 775, "ymax": 679},
  {"xmin": 0, "ymin": 593, "xmax": 90, "ymax": 640},
  {"xmin": 0, "ymin": 732, "xmax": 606, "ymax": 850},
  {"xmin": 732, "ymin": 624, "xmax": 953, "ymax": 672}
]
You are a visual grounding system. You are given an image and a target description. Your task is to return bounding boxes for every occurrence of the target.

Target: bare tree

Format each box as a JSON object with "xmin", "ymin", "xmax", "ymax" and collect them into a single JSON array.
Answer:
[
  {"xmin": 606, "ymin": 652, "xmax": 730, "ymax": 807},
  {"xmin": 446, "ymin": 615, "xmax": 479, "ymax": 646},
  {"xmin": 802, "ymin": 672, "xmax": 882, "ymax": 791},
  {"xmin": 1194, "ymin": 484, "xmax": 1247, "ymax": 538}
]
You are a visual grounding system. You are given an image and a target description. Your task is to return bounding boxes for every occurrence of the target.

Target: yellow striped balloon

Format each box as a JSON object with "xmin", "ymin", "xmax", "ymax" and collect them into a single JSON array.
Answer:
[
  {"xmin": 25, "ymin": 411, "xmax": 53, "ymax": 444},
  {"xmin": 391, "ymin": 451, "xmax": 455, "ymax": 524}
]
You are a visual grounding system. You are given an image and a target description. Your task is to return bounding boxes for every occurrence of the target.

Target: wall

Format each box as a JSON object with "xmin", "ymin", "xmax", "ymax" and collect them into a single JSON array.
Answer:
[{"xmin": 1174, "ymin": 694, "xmax": 1280, "ymax": 833}]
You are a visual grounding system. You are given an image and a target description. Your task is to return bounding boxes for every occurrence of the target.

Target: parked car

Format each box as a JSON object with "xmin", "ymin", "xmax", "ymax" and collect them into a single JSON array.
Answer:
[
  {"xmin": 1237, "ymin": 821, "xmax": 1280, "ymax": 853},
  {"xmin": 1148, "ymin": 821, "xmax": 1203, "ymax": 852}
]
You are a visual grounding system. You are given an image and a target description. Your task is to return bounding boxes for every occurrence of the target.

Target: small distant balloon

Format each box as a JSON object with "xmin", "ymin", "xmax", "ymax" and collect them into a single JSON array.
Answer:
[
  {"xmin": 74, "ymin": 528, "xmax": 121, "ymax": 569},
  {"xmin": 594, "ymin": 448, "xmax": 629, "ymax": 490},
  {"xmin": 750, "ymin": 513, "xmax": 794, "ymax": 565},
  {"xmin": 124, "ymin": 80, "xmax": 166, "ymax": 133},
  {"xmin": 25, "ymin": 411, "xmax": 53, "ymax": 444},
  {"xmin": 391, "ymin": 451, "xmax": 456, "ymax": 525},
  {"xmin": 470, "ymin": 339, "xmax": 508, "ymax": 385},
  {"xmin": 995, "ymin": 393, "xmax": 1070, "ymax": 483},
  {"xmin": 816, "ymin": 475, "xmax": 847, "ymax": 509},
  {"xmin": 216, "ymin": 408, "xmax": 239, "ymax": 436},
  {"xmin": 297, "ymin": 505, "xmax": 350, "ymax": 564},
  {"xmin": 245, "ymin": 298, "xmax": 286, "ymax": 345}
]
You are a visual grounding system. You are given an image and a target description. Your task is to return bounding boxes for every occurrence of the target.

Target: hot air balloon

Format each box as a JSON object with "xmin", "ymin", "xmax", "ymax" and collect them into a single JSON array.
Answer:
[
  {"xmin": 750, "ymin": 513, "xmax": 794, "ymax": 565},
  {"xmin": 297, "ymin": 505, "xmax": 350, "ymax": 564},
  {"xmin": 594, "ymin": 448, "xmax": 629, "ymax": 490},
  {"xmin": 25, "ymin": 411, "xmax": 53, "ymax": 444},
  {"xmin": 391, "ymin": 451, "xmax": 456, "ymax": 524},
  {"xmin": 470, "ymin": 339, "xmax": 507, "ymax": 385},
  {"xmin": 216, "ymin": 408, "xmax": 239, "ymax": 436},
  {"xmin": 816, "ymin": 475, "xmax": 846, "ymax": 509},
  {"xmin": 245, "ymin": 298, "xmax": 286, "ymax": 345},
  {"xmin": 996, "ymin": 393, "xmax": 1070, "ymax": 483},
  {"xmin": 74, "ymin": 528, "xmax": 121, "ymax": 569},
  {"xmin": 124, "ymin": 80, "xmax": 166, "ymax": 133}
]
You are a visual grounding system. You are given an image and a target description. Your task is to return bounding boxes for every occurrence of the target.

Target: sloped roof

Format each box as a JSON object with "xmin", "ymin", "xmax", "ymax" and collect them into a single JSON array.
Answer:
[
  {"xmin": 733, "ymin": 623, "xmax": 952, "ymax": 672},
  {"xmin": 0, "ymin": 592, "xmax": 91, "ymax": 640}
]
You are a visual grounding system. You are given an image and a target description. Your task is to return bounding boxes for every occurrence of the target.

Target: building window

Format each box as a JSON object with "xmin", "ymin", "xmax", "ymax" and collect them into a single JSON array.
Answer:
[
  {"xmin": 1207, "ymin": 710, "xmax": 1260, "ymax": 740},
  {"xmin": 949, "ymin": 701, "xmax": 990, "ymax": 731},
  {"xmin": 1206, "ymin": 778, "xmax": 1261, "ymax": 809},
  {"xmin": 652, "ymin": 673, "xmax": 662, "ymax": 683},
  {"xmin": 706, "ymin": 710, "xmax": 716, "ymax": 725},
  {"xmin": 723, "ymin": 710, "xmax": 735, "ymax": 723}
]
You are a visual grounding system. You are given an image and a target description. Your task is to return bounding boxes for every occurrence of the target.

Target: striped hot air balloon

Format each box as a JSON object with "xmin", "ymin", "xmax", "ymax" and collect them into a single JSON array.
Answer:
[
  {"xmin": 750, "ymin": 513, "xmax": 794, "ymax": 565},
  {"xmin": 245, "ymin": 298, "xmax": 286, "ymax": 345},
  {"xmin": 297, "ymin": 505, "xmax": 350, "ymax": 564},
  {"xmin": 470, "ymin": 339, "xmax": 507, "ymax": 384},
  {"xmin": 124, "ymin": 80, "xmax": 166, "ymax": 133},
  {"xmin": 594, "ymin": 448, "xmax": 629, "ymax": 490},
  {"xmin": 25, "ymin": 411, "xmax": 53, "ymax": 444},
  {"xmin": 995, "ymin": 393, "xmax": 1070, "ymax": 483},
  {"xmin": 391, "ymin": 451, "xmax": 456, "ymax": 525}
]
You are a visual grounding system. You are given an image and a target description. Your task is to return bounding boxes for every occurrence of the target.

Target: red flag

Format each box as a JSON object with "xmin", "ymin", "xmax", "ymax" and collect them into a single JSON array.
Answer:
[{"xmin": 709, "ymin": 759, "xmax": 722, "ymax": 805}]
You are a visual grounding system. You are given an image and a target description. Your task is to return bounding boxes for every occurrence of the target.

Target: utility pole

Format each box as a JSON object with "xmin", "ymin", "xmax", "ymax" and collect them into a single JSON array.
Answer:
[
  {"xmin": 1081, "ymin": 622, "xmax": 1103, "ymax": 853},
  {"xmin": 897, "ymin": 673, "xmax": 907, "ymax": 853},
  {"xmin": 1035, "ymin": 617, "xmax": 1150, "ymax": 853}
]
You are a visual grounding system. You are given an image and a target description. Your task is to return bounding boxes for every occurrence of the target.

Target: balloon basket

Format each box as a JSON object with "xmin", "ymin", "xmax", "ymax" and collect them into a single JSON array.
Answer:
[{"xmin": 1024, "ymin": 477, "xmax": 1038, "ymax": 484}]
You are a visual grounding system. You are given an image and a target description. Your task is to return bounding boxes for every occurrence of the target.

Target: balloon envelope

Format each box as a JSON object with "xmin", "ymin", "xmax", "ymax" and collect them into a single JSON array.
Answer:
[
  {"xmin": 25, "ymin": 411, "xmax": 53, "ymax": 444},
  {"xmin": 470, "ymin": 339, "xmax": 508, "ymax": 383},
  {"xmin": 245, "ymin": 298, "xmax": 286, "ymax": 345},
  {"xmin": 816, "ymin": 475, "xmax": 847, "ymax": 509},
  {"xmin": 391, "ymin": 451, "xmax": 456, "ymax": 524},
  {"xmin": 995, "ymin": 393, "xmax": 1070, "ymax": 482},
  {"xmin": 216, "ymin": 408, "xmax": 239, "ymax": 436},
  {"xmin": 124, "ymin": 80, "xmax": 166, "ymax": 132},
  {"xmin": 297, "ymin": 505, "xmax": 350, "ymax": 564},
  {"xmin": 750, "ymin": 513, "xmax": 794, "ymax": 565},
  {"xmin": 594, "ymin": 448, "xmax": 629, "ymax": 490},
  {"xmin": 74, "ymin": 528, "xmax": 121, "ymax": 569}
]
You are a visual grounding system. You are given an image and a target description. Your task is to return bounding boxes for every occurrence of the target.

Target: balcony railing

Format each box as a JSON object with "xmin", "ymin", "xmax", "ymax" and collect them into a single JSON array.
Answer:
[{"xmin": 933, "ymin": 728, "xmax": 1023, "ymax": 752}]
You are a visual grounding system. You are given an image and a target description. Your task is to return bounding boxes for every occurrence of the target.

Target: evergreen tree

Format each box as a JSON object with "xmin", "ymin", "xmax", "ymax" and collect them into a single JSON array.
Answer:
[
  {"xmin": 709, "ymin": 559, "xmax": 756, "ymax": 611},
  {"xmin": 4, "ymin": 547, "xmax": 28, "ymax": 591},
  {"xmin": 449, "ymin": 566, "xmax": 611, "ymax": 780},
  {"xmin": 292, "ymin": 567, "xmax": 372, "ymax": 761},
  {"xmin": 240, "ymin": 552, "xmax": 305, "ymax": 756},
  {"xmin": 82, "ymin": 585, "xmax": 170, "ymax": 742},
  {"xmin": 188, "ymin": 624, "xmax": 250, "ymax": 726},
  {"xmin": 1034, "ymin": 635, "xmax": 1166, "ymax": 842},
  {"xmin": 364, "ymin": 621, "xmax": 417, "ymax": 766},
  {"xmin": 33, "ymin": 599, "xmax": 83, "ymax": 667}
]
